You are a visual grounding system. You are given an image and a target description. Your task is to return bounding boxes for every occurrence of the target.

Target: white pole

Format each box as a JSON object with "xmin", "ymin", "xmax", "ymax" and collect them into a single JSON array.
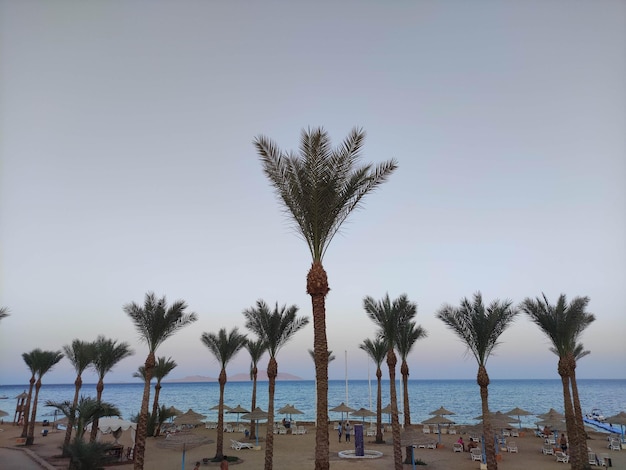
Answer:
[
  {"xmin": 368, "ymin": 360, "xmax": 372, "ymax": 411},
  {"xmin": 345, "ymin": 350, "xmax": 348, "ymax": 406}
]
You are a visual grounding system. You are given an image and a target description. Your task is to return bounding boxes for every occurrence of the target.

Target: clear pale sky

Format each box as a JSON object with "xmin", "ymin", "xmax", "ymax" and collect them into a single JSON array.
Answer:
[{"xmin": 1, "ymin": 1, "xmax": 624, "ymax": 386}]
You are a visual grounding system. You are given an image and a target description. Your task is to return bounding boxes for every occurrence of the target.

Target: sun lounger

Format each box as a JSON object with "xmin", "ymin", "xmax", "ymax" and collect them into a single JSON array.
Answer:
[
  {"xmin": 230, "ymin": 439, "xmax": 254, "ymax": 450},
  {"xmin": 422, "ymin": 425, "xmax": 430, "ymax": 434},
  {"xmin": 542, "ymin": 444, "xmax": 554, "ymax": 455},
  {"xmin": 507, "ymin": 441, "xmax": 518, "ymax": 453},
  {"xmin": 470, "ymin": 448, "xmax": 483, "ymax": 461},
  {"xmin": 427, "ymin": 442, "xmax": 436, "ymax": 449},
  {"xmin": 453, "ymin": 442, "xmax": 463, "ymax": 453},
  {"xmin": 556, "ymin": 451, "xmax": 570, "ymax": 463}
]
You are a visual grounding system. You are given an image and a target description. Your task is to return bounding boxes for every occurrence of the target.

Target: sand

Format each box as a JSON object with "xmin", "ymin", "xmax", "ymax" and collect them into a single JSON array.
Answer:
[{"xmin": 1, "ymin": 421, "xmax": 623, "ymax": 469}]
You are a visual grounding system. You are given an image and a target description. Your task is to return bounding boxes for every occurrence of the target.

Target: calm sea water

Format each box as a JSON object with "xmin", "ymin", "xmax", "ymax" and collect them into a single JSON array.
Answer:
[{"xmin": 1, "ymin": 379, "xmax": 624, "ymax": 431}]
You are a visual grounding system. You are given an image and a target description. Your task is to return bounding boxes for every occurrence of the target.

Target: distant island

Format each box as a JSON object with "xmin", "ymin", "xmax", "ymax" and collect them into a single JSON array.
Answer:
[{"xmin": 165, "ymin": 371, "xmax": 303, "ymax": 383}]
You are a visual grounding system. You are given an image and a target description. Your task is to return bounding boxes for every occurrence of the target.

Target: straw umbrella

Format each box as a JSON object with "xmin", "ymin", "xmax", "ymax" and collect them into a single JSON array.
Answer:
[
  {"xmin": 277, "ymin": 404, "xmax": 304, "ymax": 423},
  {"xmin": 174, "ymin": 409, "xmax": 206, "ymax": 426},
  {"xmin": 605, "ymin": 411, "xmax": 626, "ymax": 441},
  {"xmin": 381, "ymin": 403, "xmax": 402, "ymax": 424},
  {"xmin": 422, "ymin": 415, "xmax": 455, "ymax": 444},
  {"xmin": 504, "ymin": 407, "xmax": 532, "ymax": 430},
  {"xmin": 227, "ymin": 404, "xmax": 250, "ymax": 424},
  {"xmin": 350, "ymin": 407, "xmax": 377, "ymax": 423},
  {"xmin": 429, "ymin": 406, "xmax": 455, "ymax": 417},
  {"xmin": 241, "ymin": 407, "xmax": 268, "ymax": 446},
  {"xmin": 329, "ymin": 402, "xmax": 356, "ymax": 423}
]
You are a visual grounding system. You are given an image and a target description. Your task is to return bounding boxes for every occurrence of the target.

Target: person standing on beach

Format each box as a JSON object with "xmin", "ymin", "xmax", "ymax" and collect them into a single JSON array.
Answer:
[
  {"xmin": 337, "ymin": 422, "xmax": 343, "ymax": 442},
  {"xmin": 560, "ymin": 433, "xmax": 568, "ymax": 453},
  {"xmin": 345, "ymin": 422, "xmax": 351, "ymax": 443}
]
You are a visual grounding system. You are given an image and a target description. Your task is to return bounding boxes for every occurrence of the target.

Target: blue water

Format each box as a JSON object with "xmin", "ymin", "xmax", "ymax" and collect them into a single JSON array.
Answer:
[{"xmin": 1, "ymin": 379, "xmax": 624, "ymax": 431}]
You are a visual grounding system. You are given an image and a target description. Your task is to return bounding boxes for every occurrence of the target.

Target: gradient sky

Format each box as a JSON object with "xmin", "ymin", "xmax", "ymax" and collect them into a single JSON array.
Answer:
[{"xmin": 1, "ymin": 1, "xmax": 624, "ymax": 386}]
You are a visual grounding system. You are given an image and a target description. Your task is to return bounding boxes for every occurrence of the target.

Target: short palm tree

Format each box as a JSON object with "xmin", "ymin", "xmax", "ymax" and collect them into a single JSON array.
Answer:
[
  {"xmin": 359, "ymin": 338, "xmax": 387, "ymax": 443},
  {"xmin": 0, "ymin": 306, "xmax": 9, "ymax": 321},
  {"xmin": 26, "ymin": 349, "xmax": 64, "ymax": 445},
  {"xmin": 151, "ymin": 356, "xmax": 177, "ymax": 434},
  {"xmin": 243, "ymin": 300, "xmax": 309, "ymax": 470},
  {"xmin": 201, "ymin": 327, "xmax": 247, "ymax": 460},
  {"xmin": 124, "ymin": 292, "xmax": 197, "ymax": 470},
  {"xmin": 436, "ymin": 292, "xmax": 518, "ymax": 470},
  {"xmin": 363, "ymin": 293, "xmax": 417, "ymax": 470},
  {"xmin": 255, "ymin": 127, "xmax": 397, "ymax": 470},
  {"xmin": 90, "ymin": 336, "xmax": 133, "ymax": 443},
  {"xmin": 62, "ymin": 339, "xmax": 95, "ymax": 455},
  {"xmin": 154, "ymin": 404, "xmax": 177, "ymax": 437},
  {"xmin": 245, "ymin": 339, "xmax": 267, "ymax": 441},
  {"xmin": 20, "ymin": 349, "xmax": 40, "ymax": 438},
  {"xmin": 520, "ymin": 294, "xmax": 595, "ymax": 470}
]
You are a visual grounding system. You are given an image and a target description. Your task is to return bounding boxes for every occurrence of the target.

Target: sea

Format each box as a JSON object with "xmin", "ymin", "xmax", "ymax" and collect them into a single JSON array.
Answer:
[{"xmin": 1, "ymin": 379, "xmax": 624, "ymax": 432}]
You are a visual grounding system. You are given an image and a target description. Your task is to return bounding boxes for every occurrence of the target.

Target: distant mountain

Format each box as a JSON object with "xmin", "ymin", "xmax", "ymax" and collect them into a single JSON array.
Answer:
[{"xmin": 165, "ymin": 371, "xmax": 302, "ymax": 383}]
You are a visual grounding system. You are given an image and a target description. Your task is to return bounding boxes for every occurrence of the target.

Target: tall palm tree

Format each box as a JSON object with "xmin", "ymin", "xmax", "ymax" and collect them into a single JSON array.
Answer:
[
  {"xmin": 245, "ymin": 339, "xmax": 267, "ymax": 441},
  {"xmin": 124, "ymin": 292, "xmax": 197, "ymax": 470},
  {"xmin": 359, "ymin": 338, "xmax": 387, "ymax": 444},
  {"xmin": 520, "ymin": 294, "xmax": 594, "ymax": 470},
  {"xmin": 20, "ymin": 349, "xmax": 40, "ymax": 438},
  {"xmin": 436, "ymin": 292, "xmax": 518, "ymax": 470},
  {"xmin": 363, "ymin": 293, "xmax": 417, "ymax": 470},
  {"xmin": 26, "ymin": 349, "xmax": 64, "ymax": 445},
  {"xmin": 397, "ymin": 321, "xmax": 427, "ymax": 463},
  {"xmin": 201, "ymin": 327, "xmax": 247, "ymax": 460},
  {"xmin": 61, "ymin": 340, "xmax": 95, "ymax": 455},
  {"xmin": 90, "ymin": 336, "xmax": 133, "ymax": 443},
  {"xmin": 255, "ymin": 126, "xmax": 397, "ymax": 470},
  {"xmin": 308, "ymin": 349, "xmax": 336, "ymax": 429},
  {"xmin": 243, "ymin": 300, "xmax": 309, "ymax": 470}
]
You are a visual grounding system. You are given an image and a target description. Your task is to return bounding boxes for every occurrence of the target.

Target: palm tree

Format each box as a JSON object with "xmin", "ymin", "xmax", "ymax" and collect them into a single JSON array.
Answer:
[
  {"xmin": 20, "ymin": 349, "xmax": 40, "ymax": 438},
  {"xmin": 201, "ymin": 327, "xmax": 247, "ymax": 460},
  {"xmin": 26, "ymin": 349, "xmax": 64, "ymax": 445},
  {"xmin": 436, "ymin": 292, "xmax": 518, "ymax": 470},
  {"xmin": 61, "ymin": 340, "xmax": 95, "ymax": 455},
  {"xmin": 90, "ymin": 336, "xmax": 133, "ymax": 443},
  {"xmin": 308, "ymin": 349, "xmax": 336, "ymax": 429},
  {"xmin": 243, "ymin": 300, "xmax": 309, "ymax": 470},
  {"xmin": 154, "ymin": 404, "xmax": 177, "ymax": 437},
  {"xmin": 245, "ymin": 339, "xmax": 267, "ymax": 441},
  {"xmin": 124, "ymin": 292, "xmax": 197, "ymax": 470},
  {"xmin": 255, "ymin": 126, "xmax": 397, "ymax": 470},
  {"xmin": 359, "ymin": 338, "xmax": 387, "ymax": 443},
  {"xmin": 363, "ymin": 293, "xmax": 417, "ymax": 470},
  {"xmin": 0, "ymin": 307, "xmax": 9, "ymax": 321},
  {"xmin": 151, "ymin": 357, "xmax": 177, "ymax": 434},
  {"xmin": 397, "ymin": 321, "xmax": 427, "ymax": 463},
  {"xmin": 520, "ymin": 294, "xmax": 595, "ymax": 470}
]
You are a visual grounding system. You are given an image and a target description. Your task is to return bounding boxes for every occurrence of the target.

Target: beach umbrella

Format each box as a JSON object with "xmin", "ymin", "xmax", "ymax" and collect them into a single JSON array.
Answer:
[
  {"xmin": 241, "ymin": 407, "xmax": 268, "ymax": 446},
  {"xmin": 537, "ymin": 408, "xmax": 564, "ymax": 420},
  {"xmin": 0, "ymin": 410, "xmax": 9, "ymax": 418},
  {"xmin": 605, "ymin": 411, "xmax": 626, "ymax": 441},
  {"xmin": 329, "ymin": 402, "xmax": 356, "ymax": 423},
  {"xmin": 174, "ymin": 408, "xmax": 206, "ymax": 426},
  {"xmin": 429, "ymin": 406, "xmax": 455, "ymax": 416},
  {"xmin": 381, "ymin": 403, "xmax": 402, "ymax": 424},
  {"xmin": 168, "ymin": 406, "xmax": 184, "ymax": 416},
  {"xmin": 350, "ymin": 407, "xmax": 377, "ymax": 422},
  {"xmin": 227, "ymin": 404, "xmax": 250, "ymax": 423},
  {"xmin": 277, "ymin": 404, "xmax": 304, "ymax": 421},
  {"xmin": 504, "ymin": 407, "xmax": 532, "ymax": 430},
  {"xmin": 422, "ymin": 414, "xmax": 455, "ymax": 443}
]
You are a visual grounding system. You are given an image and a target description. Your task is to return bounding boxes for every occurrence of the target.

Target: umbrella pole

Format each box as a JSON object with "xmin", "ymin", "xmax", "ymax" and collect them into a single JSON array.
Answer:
[{"xmin": 181, "ymin": 442, "xmax": 185, "ymax": 470}]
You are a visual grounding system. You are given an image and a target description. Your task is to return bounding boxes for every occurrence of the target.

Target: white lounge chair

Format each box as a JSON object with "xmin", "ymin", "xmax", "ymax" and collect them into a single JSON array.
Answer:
[
  {"xmin": 427, "ymin": 442, "xmax": 436, "ymax": 449},
  {"xmin": 453, "ymin": 442, "xmax": 463, "ymax": 453},
  {"xmin": 507, "ymin": 441, "xmax": 518, "ymax": 453},
  {"xmin": 422, "ymin": 425, "xmax": 430, "ymax": 434},
  {"xmin": 511, "ymin": 429, "xmax": 520, "ymax": 437},
  {"xmin": 556, "ymin": 451, "xmax": 570, "ymax": 463},
  {"xmin": 448, "ymin": 426, "xmax": 457, "ymax": 435},
  {"xmin": 609, "ymin": 439, "xmax": 621, "ymax": 451},
  {"xmin": 230, "ymin": 439, "xmax": 254, "ymax": 450},
  {"xmin": 470, "ymin": 448, "xmax": 483, "ymax": 461},
  {"xmin": 224, "ymin": 423, "xmax": 234, "ymax": 433},
  {"xmin": 366, "ymin": 428, "xmax": 376, "ymax": 437},
  {"xmin": 588, "ymin": 452, "xmax": 597, "ymax": 466}
]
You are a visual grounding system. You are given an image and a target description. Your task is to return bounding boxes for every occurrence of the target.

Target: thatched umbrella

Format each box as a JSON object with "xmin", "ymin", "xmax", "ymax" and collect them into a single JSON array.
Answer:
[
  {"xmin": 227, "ymin": 404, "xmax": 250, "ymax": 423},
  {"xmin": 329, "ymin": 402, "xmax": 356, "ymax": 423},
  {"xmin": 277, "ymin": 404, "xmax": 304, "ymax": 422},
  {"xmin": 504, "ymin": 407, "xmax": 533, "ymax": 429},
  {"xmin": 605, "ymin": 411, "xmax": 626, "ymax": 440},
  {"xmin": 174, "ymin": 409, "xmax": 207, "ymax": 426},
  {"xmin": 241, "ymin": 407, "xmax": 268, "ymax": 446},
  {"xmin": 537, "ymin": 408, "xmax": 564, "ymax": 420},
  {"xmin": 350, "ymin": 407, "xmax": 377, "ymax": 423},
  {"xmin": 422, "ymin": 415, "xmax": 455, "ymax": 443},
  {"xmin": 381, "ymin": 403, "xmax": 402, "ymax": 424},
  {"xmin": 429, "ymin": 406, "xmax": 455, "ymax": 416}
]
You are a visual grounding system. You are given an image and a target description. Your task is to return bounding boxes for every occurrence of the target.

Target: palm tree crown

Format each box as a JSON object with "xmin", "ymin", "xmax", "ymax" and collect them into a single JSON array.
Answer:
[
  {"xmin": 201, "ymin": 328, "xmax": 248, "ymax": 369},
  {"xmin": 255, "ymin": 127, "xmax": 398, "ymax": 262}
]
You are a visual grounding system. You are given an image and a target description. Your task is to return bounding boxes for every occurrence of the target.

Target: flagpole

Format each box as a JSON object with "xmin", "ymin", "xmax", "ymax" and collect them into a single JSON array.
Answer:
[{"xmin": 345, "ymin": 350, "xmax": 348, "ymax": 406}]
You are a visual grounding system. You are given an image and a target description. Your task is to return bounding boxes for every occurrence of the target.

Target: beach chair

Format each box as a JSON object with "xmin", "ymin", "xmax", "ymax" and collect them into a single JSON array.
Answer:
[
  {"xmin": 224, "ymin": 423, "xmax": 234, "ymax": 433},
  {"xmin": 598, "ymin": 453, "xmax": 609, "ymax": 467},
  {"xmin": 448, "ymin": 426, "xmax": 457, "ymax": 435},
  {"xmin": 230, "ymin": 439, "xmax": 254, "ymax": 450},
  {"xmin": 278, "ymin": 425, "xmax": 287, "ymax": 435},
  {"xmin": 507, "ymin": 441, "xmax": 518, "ymax": 453},
  {"xmin": 502, "ymin": 430, "xmax": 510, "ymax": 437},
  {"xmin": 511, "ymin": 429, "xmax": 519, "ymax": 438},
  {"xmin": 470, "ymin": 448, "xmax": 483, "ymax": 461},
  {"xmin": 427, "ymin": 442, "xmax": 436, "ymax": 449},
  {"xmin": 588, "ymin": 452, "xmax": 598, "ymax": 466},
  {"xmin": 422, "ymin": 425, "xmax": 430, "ymax": 434},
  {"xmin": 453, "ymin": 442, "xmax": 463, "ymax": 453},
  {"xmin": 542, "ymin": 444, "xmax": 554, "ymax": 455},
  {"xmin": 556, "ymin": 451, "xmax": 570, "ymax": 463},
  {"xmin": 609, "ymin": 439, "xmax": 621, "ymax": 451}
]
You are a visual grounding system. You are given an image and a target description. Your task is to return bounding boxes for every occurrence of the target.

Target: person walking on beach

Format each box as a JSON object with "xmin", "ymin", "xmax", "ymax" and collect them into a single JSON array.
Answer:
[
  {"xmin": 345, "ymin": 422, "xmax": 351, "ymax": 443},
  {"xmin": 337, "ymin": 422, "xmax": 343, "ymax": 442},
  {"xmin": 560, "ymin": 433, "xmax": 568, "ymax": 453}
]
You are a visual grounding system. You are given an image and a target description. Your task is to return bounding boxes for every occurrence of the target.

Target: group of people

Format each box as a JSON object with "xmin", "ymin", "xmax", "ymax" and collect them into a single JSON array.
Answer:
[{"xmin": 337, "ymin": 421, "xmax": 352, "ymax": 443}]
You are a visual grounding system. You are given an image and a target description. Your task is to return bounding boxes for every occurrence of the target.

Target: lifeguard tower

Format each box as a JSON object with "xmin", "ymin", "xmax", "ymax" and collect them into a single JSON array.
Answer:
[{"xmin": 14, "ymin": 391, "xmax": 28, "ymax": 425}]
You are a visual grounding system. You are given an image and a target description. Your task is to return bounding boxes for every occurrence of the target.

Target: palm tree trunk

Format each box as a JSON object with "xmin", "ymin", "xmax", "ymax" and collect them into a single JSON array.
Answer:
[
  {"xmin": 151, "ymin": 382, "xmax": 162, "ymax": 435},
  {"xmin": 134, "ymin": 352, "xmax": 155, "ymax": 470},
  {"xmin": 63, "ymin": 375, "xmax": 82, "ymax": 456},
  {"xmin": 250, "ymin": 367, "xmax": 258, "ymax": 440},
  {"xmin": 89, "ymin": 379, "xmax": 105, "ymax": 443},
  {"xmin": 478, "ymin": 365, "xmax": 497, "ymax": 470},
  {"xmin": 570, "ymin": 359, "xmax": 591, "ymax": 470},
  {"xmin": 375, "ymin": 368, "xmax": 383, "ymax": 443},
  {"xmin": 264, "ymin": 358, "xmax": 278, "ymax": 470},
  {"xmin": 559, "ymin": 358, "xmax": 581, "ymax": 470},
  {"xmin": 21, "ymin": 375, "xmax": 35, "ymax": 438},
  {"xmin": 387, "ymin": 350, "xmax": 402, "ymax": 470},
  {"xmin": 26, "ymin": 379, "xmax": 42, "ymax": 445},
  {"xmin": 401, "ymin": 361, "xmax": 412, "ymax": 463},
  {"xmin": 214, "ymin": 368, "xmax": 227, "ymax": 460},
  {"xmin": 307, "ymin": 261, "xmax": 330, "ymax": 470}
]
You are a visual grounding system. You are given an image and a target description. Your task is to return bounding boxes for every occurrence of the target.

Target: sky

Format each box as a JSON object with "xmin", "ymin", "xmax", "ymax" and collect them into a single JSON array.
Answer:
[{"xmin": 1, "ymin": 1, "xmax": 624, "ymax": 386}]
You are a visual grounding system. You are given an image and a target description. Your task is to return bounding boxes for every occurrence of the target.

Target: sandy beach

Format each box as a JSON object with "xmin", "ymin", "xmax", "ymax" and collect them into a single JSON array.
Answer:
[{"xmin": 1, "ymin": 420, "xmax": 624, "ymax": 470}]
